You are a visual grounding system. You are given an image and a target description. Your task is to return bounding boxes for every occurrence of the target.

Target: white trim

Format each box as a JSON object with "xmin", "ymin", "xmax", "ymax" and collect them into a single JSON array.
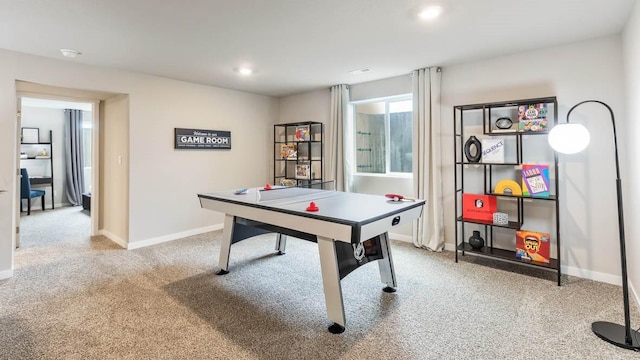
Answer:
[
  {"xmin": 99, "ymin": 229, "xmax": 127, "ymax": 249},
  {"xmin": 561, "ymin": 265, "xmax": 622, "ymax": 286},
  {"xmin": 90, "ymin": 100, "xmax": 100, "ymax": 237},
  {"xmin": 352, "ymin": 172, "xmax": 413, "ymax": 179},
  {"xmin": 631, "ymin": 282, "xmax": 640, "ymax": 311},
  {"xmin": 444, "ymin": 242, "xmax": 456, "ymax": 252},
  {"xmin": 126, "ymin": 224, "xmax": 224, "ymax": 250},
  {"xmin": 349, "ymin": 93, "xmax": 412, "ymax": 105},
  {"xmin": 349, "ymin": 94, "xmax": 414, "ymax": 177},
  {"xmin": 389, "ymin": 232, "xmax": 413, "ymax": 243},
  {"xmin": 442, "ymin": 241, "xmax": 628, "ymax": 285},
  {"xmin": 0, "ymin": 268, "xmax": 14, "ymax": 280}
]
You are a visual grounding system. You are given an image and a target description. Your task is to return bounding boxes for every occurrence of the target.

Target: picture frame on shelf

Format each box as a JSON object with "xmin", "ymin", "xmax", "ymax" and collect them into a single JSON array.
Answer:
[{"xmin": 21, "ymin": 127, "xmax": 39, "ymax": 144}]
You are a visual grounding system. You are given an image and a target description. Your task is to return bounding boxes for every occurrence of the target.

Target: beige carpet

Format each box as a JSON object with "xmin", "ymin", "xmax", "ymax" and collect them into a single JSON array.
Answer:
[{"xmin": 1, "ymin": 206, "xmax": 639, "ymax": 359}]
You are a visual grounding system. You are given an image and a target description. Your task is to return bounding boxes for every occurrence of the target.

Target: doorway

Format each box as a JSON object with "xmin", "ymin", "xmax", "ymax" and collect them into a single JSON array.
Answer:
[{"xmin": 16, "ymin": 94, "xmax": 99, "ymax": 249}]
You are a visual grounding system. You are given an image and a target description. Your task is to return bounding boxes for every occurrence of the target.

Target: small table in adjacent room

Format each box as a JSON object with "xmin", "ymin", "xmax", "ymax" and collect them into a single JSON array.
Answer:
[
  {"xmin": 82, "ymin": 193, "xmax": 91, "ymax": 211},
  {"xmin": 198, "ymin": 186, "xmax": 425, "ymax": 333}
]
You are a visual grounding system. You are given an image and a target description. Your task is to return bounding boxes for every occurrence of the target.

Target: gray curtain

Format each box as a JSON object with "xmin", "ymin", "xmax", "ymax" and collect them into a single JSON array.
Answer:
[{"xmin": 64, "ymin": 109, "xmax": 85, "ymax": 206}]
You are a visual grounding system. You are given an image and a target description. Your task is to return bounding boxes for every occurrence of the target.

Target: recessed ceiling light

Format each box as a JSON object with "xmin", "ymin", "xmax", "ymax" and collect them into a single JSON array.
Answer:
[
  {"xmin": 237, "ymin": 67, "xmax": 253, "ymax": 76},
  {"xmin": 348, "ymin": 68, "xmax": 372, "ymax": 75},
  {"xmin": 418, "ymin": 5, "xmax": 443, "ymax": 20},
  {"xmin": 60, "ymin": 48, "xmax": 81, "ymax": 58}
]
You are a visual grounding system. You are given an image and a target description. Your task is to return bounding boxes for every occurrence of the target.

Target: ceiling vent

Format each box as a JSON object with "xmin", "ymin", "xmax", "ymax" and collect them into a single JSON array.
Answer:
[{"xmin": 348, "ymin": 68, "xmax": 371, "ymax": 75}]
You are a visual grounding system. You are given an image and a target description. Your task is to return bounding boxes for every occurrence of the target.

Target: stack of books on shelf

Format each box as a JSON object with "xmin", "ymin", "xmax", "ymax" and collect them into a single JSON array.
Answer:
[{"xmin": 280, "ymin": 179, "xmax": 296, "ymax": 187}]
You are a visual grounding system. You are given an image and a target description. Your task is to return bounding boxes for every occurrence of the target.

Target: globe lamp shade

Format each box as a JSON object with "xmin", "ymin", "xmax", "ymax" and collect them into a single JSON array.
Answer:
[{"xmin": 548, "ymin": 123, "xmax": 591, "ymax": 154}]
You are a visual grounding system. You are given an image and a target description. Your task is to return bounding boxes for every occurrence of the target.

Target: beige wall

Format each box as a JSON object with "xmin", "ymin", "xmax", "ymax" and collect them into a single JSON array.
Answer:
[
  {"xmin": 441, "ymin": 35, "xmax": 626, "ymax": 284},
  {"xmin": 350, "ymin": 75, "xmax": 411, "ymax": 102},
  {"xmin": 101, "ymin": 95, "xmax": 129, "ymax": 245},
  {"xmin": 126, "ymin": 80, "xmax": 278, "ymax": 245},
  {"xmin": 0, "ymin": 49, "xmax": 279, "ymax": 278},
  {"xmin": 622, "ymin": 0, "xmax": 640, "ymax": 307}
]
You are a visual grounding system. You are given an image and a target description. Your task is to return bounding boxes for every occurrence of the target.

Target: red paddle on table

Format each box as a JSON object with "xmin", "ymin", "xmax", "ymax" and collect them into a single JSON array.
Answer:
[{"xmin": 385, "ymin": 193, "xmax": 416, "ymax": 202}]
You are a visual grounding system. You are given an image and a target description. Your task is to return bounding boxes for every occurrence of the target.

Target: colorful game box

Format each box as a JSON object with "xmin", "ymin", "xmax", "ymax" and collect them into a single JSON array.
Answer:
[
  {"xmin": 280, "ymin": 144, "xmax": 297, "ymax": 159},
  {"xmin": 517, "ymin": 103, "xmax": 548, "ymax": 132},
  {"xmin": 521, "ymin": 164, "xmax": 550, "ymax": 197},
  {"xmin": 295, "ymin": 164, "xmax": 310, "ymax": 179},
  {"xmin": 515, "ymin": 230, "xmax": 550, "ymax": 264},
  {"xmin": 295, "ymin": 125, "xmax": 310, "ymax": 141}
]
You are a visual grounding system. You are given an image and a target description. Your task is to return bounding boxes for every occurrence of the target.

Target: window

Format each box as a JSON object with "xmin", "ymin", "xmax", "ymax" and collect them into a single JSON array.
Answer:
[{"xmin": 351, "ymin": 95, "xmax": 412, "ymax": 175}]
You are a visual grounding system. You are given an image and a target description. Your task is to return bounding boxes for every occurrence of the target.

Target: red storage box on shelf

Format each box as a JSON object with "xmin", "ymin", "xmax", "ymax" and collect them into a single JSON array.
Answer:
[{"xmin": 462, "ymin": 193, "xmax": 497, "ymax": 222}]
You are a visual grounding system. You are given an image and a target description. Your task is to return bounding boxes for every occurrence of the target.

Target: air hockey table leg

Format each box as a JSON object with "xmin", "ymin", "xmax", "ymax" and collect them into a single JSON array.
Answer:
[
  {"xmin": 275, "ymin": 233, "xmax": 287, "ymax": 255},
  {"xmin": 216, "ymin": 214, "xmax": 235, "ymax": 275},
  {"xmin": 377, "ymin": 232, "xmax": 398, "ymax": 292},
  {"xmin": 317, "ymin": 236, "xmax": 346, "ymax": 334}
]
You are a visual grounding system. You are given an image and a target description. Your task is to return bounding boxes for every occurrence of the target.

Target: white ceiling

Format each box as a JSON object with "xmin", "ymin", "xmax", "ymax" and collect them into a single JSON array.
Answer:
[{"xmin": 0, "ymin": 0, "xmax": 635, "ymax": 97}]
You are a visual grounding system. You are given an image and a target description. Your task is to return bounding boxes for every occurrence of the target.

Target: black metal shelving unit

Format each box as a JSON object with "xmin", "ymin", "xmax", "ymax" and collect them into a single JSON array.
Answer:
[
  {"xmin": 20, "ymin": 129, "xmax": 55, "ymax": 210},
  {"xmin": 274, "ymin": 122, "xmax": 323, "ymax": 188},
  {"xmin": 453, "ymin": 97, "xmax": 562, "ymax": 285}
]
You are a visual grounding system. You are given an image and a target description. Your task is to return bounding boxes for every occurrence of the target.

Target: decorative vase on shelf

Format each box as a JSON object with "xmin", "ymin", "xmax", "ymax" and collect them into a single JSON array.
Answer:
[{"xmin": 468, "ymin": 230, "xmax": 485, "ymax": 250}]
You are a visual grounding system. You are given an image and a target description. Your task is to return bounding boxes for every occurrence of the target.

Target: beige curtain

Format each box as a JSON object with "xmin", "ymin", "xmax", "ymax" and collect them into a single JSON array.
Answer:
[
  {"xmin": 412, "ymin": 68, "xmax": 444, "ymax": 251},
  {"xmin": 327, "ymin": 84, "xmax": 351, "ymax": 192}
]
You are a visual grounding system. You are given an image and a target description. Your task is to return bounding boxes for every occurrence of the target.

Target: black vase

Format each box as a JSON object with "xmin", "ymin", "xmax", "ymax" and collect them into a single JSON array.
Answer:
[{"xmin": 468, "ymin": 230, "xmax": 485, "ymax": 250}]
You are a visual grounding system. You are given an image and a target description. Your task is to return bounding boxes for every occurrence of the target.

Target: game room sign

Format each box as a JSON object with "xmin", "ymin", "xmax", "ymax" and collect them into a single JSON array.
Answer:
[{"xmin": 174, "ymin": 128, "xmax": 231, "ymax": 150}]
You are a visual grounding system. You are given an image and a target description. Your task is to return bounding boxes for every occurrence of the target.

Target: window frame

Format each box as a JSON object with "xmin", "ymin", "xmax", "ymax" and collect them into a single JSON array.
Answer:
[{"xmin": 349, "ymin": 94, "xmax": 413, "ymax": 177}]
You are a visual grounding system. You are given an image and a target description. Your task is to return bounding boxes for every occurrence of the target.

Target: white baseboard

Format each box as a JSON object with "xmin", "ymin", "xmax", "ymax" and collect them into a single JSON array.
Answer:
[
  {"xmin": 0, "ymin": 268, "xmax": 14, "ymax": 280},
  {"xmin": 389, "ymin": 233, "xmax": 413, "ymax": 243},
  {"xmin": 631, "ymin": 282, "xmax": 640, "ymax": 310},
  {"xmin": 442, "ymin": 242, "xmax": 629, "ymax": 287},
  {"xmin": 99, "ymin": 229, "xmax": 127, "ymax": 249},
  {"xmin": 126, "ymin": 224, "xmax": 224, "ymax": 250},
  {"xmin": 561, "ymin": 265, "xmax": 622, "ymax": 286}
]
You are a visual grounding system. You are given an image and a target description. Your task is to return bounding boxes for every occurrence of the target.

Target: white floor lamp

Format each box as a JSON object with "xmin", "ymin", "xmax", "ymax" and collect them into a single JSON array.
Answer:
[{"xmin": 548, "ymin": 100, "xmax": 639, "ymax": 351}]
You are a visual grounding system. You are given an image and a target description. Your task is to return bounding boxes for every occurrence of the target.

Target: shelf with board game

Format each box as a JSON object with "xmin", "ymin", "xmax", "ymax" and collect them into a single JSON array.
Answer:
[
  {"xmin": 274, "ymin": 122, "xmax": 323, "ymax": 188},
  {"xmin": 453, "ymin": 96, "xmax": 561, "ymax": 285},
  {"xmin": 20, "ymin": 128, "xmax": 55, "ymax": 211}
]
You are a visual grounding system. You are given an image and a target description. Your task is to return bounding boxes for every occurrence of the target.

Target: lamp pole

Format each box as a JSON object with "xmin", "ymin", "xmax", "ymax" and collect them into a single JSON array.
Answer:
[{"xmin": 565, "ymin": 100, "xmax": 638, "ymax": 350}]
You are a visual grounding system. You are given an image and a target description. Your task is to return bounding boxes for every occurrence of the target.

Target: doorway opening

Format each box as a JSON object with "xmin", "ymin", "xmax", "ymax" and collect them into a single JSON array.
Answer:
[{"xmin": 17, "ymin": 96, "xmax": 97, "ymax": 249}]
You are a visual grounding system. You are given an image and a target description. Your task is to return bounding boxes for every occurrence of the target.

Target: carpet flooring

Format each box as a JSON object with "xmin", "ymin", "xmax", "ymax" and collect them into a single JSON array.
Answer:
[{"xmin": 1, "ymin": 206, "xmax": 639, "ymax": 359}]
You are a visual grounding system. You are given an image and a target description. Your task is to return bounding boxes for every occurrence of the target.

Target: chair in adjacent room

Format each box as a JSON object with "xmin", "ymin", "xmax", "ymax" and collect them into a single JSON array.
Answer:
[{"xmin": 20, "ymin": 168, "xmax": 45, "ymax": 215}]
